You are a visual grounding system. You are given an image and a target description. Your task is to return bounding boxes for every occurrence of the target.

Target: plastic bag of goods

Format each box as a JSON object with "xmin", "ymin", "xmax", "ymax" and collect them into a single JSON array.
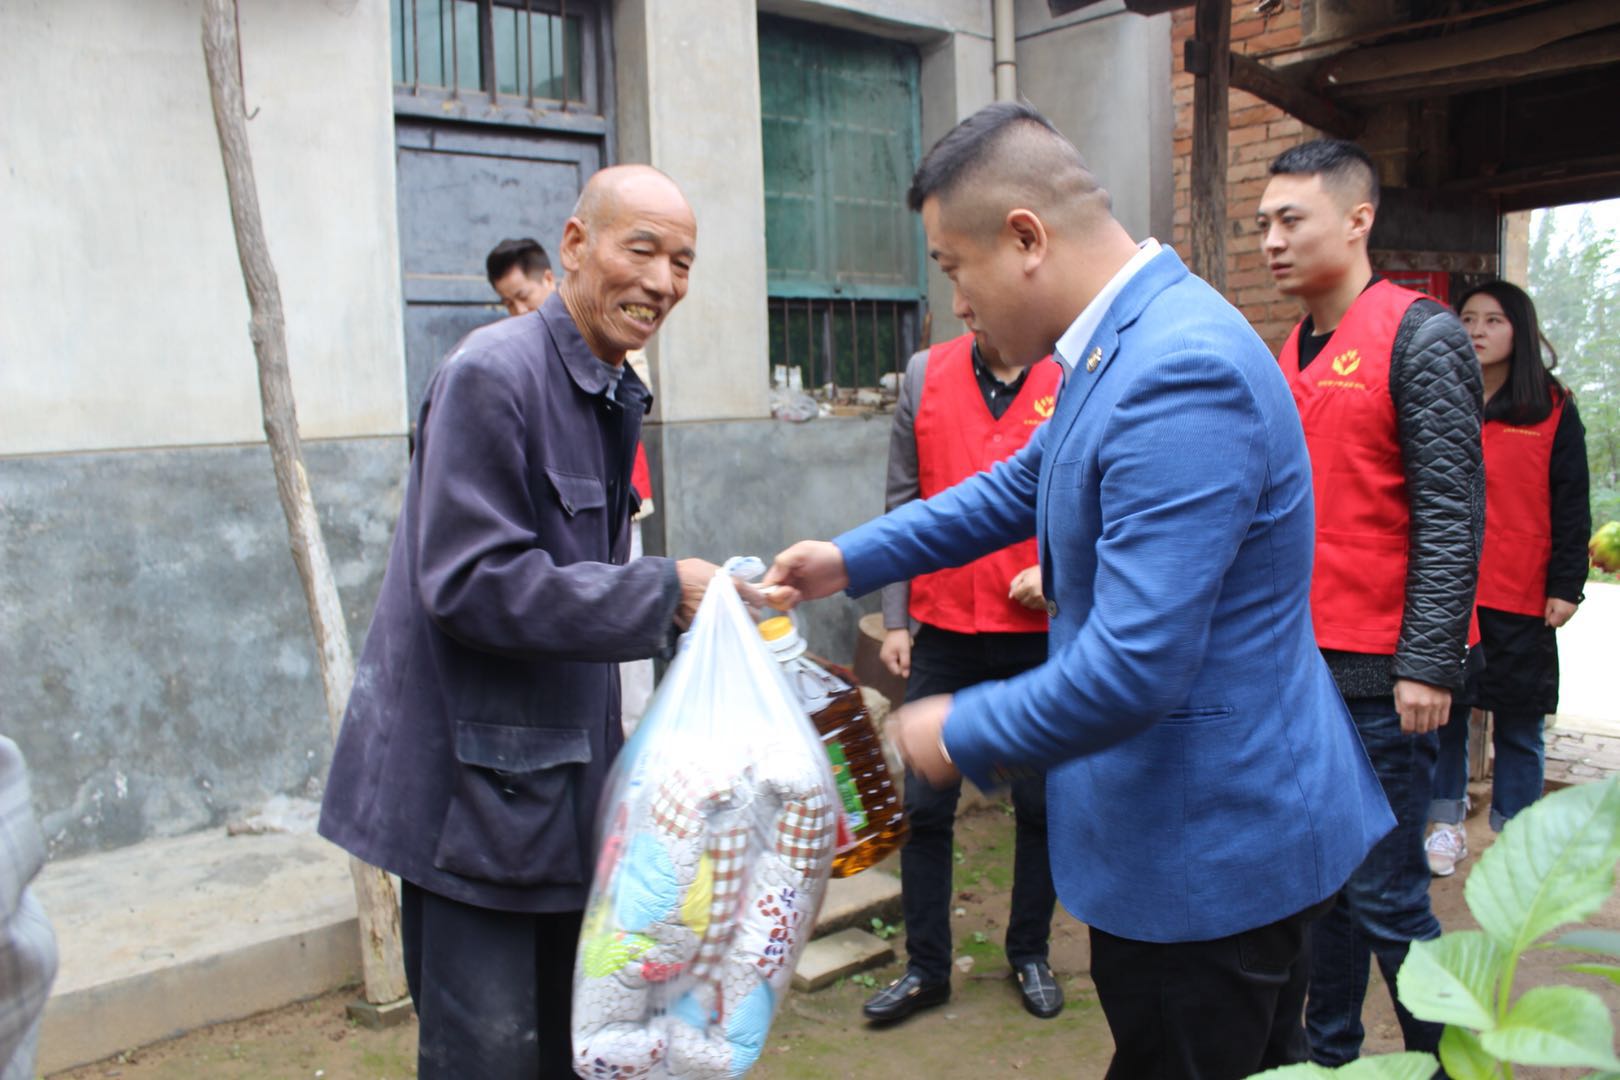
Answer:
[{"xmin": 572, "ymin": 571, "xmax": 839, "ymax": 1079}]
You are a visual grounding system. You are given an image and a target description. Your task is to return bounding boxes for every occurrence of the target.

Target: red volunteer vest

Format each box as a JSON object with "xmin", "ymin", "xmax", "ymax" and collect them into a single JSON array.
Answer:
[
  {"xmin": 1281, "ymin": 279, "xmax": 1478, "ymax": 653},
  {"xmin": 630, "ymin": 442, "xmax": 652, "ymax": 505},
  {"xmin": 910, "ymin": 335, "xmax": 1061, "ymax": 634},
  {"xmin": 1476, "ymin": 392, "xmax": 1565, "ymax": 616}
]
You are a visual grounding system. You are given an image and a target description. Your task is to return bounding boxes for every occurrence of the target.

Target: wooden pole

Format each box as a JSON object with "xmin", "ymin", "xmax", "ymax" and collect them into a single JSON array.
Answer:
[
  {"xmin": 200, "ymin": 0, "xmax": 407, "ymax": 1007},
  {"xmin": 1188, "ymin": 0, "xmax": 1230, "ymax": 293}
]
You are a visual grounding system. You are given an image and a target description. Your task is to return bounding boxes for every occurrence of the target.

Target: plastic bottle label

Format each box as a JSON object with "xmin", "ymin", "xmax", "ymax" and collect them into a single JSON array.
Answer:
[{"xmin": 825, "ymin": 742, "xmax": 868, "ymax": 851}]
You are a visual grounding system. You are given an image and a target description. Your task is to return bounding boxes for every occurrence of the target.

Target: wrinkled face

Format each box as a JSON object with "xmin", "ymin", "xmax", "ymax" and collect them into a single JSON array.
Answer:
[
  {"xmin": 492, "ymin": 266, "xmax": 555, "ymax": 316},
  {"xmin": 1460, "ymin": 292, "xmax": 1514, "ymax": 370},
  {"xmin": 922, "ymin": 196, "xmax": 1045, "ymax": 368},
  {"xmin": 560, "ymin": 178, "xmax": 696, "ymax": 364},
  {"xmin": 1256, "ymin": 173, "xmax": 1368, "ymax": 298}
]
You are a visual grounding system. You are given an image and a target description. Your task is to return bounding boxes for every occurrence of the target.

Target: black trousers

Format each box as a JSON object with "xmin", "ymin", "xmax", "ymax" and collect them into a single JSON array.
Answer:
[
  {"xmin": 1090, "ymin": 898, "xmax": 1329, "ymax": 1080},
  {"xmin": 401, "ymin": 880, "xmax": 584, "ymax": 1080},
  {"xmin": 900, "ymin": 624, "xmax": 1058, "ymax": 982}
]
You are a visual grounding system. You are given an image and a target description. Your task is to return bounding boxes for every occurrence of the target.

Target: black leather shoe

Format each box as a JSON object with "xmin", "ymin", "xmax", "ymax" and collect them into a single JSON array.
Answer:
[
  {"xmin": 1014, "ymin": 960, "xmax": 1064, "ymax": 1019},
  {"xmin": 861, "ymin": 969, "xmax": 951, "ymax": 1023}
]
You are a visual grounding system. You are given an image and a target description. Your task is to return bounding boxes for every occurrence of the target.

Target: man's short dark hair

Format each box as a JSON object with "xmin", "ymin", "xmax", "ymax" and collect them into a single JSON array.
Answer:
[
  {"xmin": 1268, "ymin": 139, "xmax": 1380, "ymax": 210},
  {"xmin": 907, "ymin": 102, "xmax": 1063, "ymax": 213},
  {"xmin": 485, "ymin": 238, "xmax": 552, "ymax": 286},
  {"xmin": 906, "ymin": 102, "xmax": 1108, "ymax": 241}
]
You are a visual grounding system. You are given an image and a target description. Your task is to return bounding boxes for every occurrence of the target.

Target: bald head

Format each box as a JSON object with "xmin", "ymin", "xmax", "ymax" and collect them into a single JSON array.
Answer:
[
  {"xmin": 571, "ymin": 164, "xmax": 691, "ymax": 232},
  {"xmin": 909, "ymin": 102, "xmax": 1111, "ymax": 241},
  {"xmin": 559, "ymin": 165, "xmax": 697, "ymax": 366}
]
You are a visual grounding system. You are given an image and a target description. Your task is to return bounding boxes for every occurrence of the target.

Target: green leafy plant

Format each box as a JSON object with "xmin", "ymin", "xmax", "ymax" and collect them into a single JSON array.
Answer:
[
  {"xmin": 870, "ymin": 916, "xmax": 901, "ymax": 941},
  {"xmin": 1254, "ymin": 776, "xmax": 1620, "ymax": 1079},
  {"xmin": 849, "ymin": 971, "xmax": 879, "ymax": 990}
]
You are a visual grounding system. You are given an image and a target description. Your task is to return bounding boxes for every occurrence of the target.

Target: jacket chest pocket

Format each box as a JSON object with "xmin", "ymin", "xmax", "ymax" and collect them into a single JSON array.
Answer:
[
  {"xmin": 544, "ymin": 467, "xmax": 607, "ymax": 518},
  {"xmin": 433, "ymin": 722, "xmax": 593, "ymax": 887}
]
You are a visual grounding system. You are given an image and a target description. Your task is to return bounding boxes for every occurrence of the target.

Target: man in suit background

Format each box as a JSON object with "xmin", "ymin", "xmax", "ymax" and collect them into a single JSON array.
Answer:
[{"xmin": 766, "ymin": 102, "xmax": 1394, "ymax": 1078}]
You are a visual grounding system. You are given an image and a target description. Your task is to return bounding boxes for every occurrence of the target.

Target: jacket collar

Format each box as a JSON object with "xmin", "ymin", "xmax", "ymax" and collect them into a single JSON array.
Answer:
[
  {"xmin": 1050, "ymin": 245, "xmax": 1189, "ymax": 424},
  {"xmin": 539, "ymin": 291, "xmax": 653, "ymax": 415}
]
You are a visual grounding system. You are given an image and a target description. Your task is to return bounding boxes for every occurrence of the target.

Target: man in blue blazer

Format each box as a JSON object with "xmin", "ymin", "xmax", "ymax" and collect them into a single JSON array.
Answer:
[{"xmin": 766, "ymin": 103, "xmax": 1394, "ymax": 1078}]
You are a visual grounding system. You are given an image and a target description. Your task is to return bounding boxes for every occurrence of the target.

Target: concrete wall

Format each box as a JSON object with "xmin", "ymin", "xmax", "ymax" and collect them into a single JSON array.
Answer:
[
  {"xmin": 0, "ymin": 0, "xmax": 406, "ymax": 455},
  {"xmin": 1015, "ymin": 0, "xmax": 1175, "ymax": 244},
  {"xmin": 614, "ymin": 0, "xmax": 772, "ymax": 424},
  {"xmin": 1, "ymin": 439, "xmax": 404, "ymax": 859},
  {"xmin": 642, "ymin": 418, "xmax": 892, "ymax": 665},
  {"xmin": 0, "ymin": 0, "xmax": 407, "ymax": 856}
]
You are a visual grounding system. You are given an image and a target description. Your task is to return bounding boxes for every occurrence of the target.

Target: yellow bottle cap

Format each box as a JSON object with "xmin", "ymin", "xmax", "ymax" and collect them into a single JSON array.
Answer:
[{"xmin": 758, "ymin": 617, "xmax": 795, "ymax": 642}]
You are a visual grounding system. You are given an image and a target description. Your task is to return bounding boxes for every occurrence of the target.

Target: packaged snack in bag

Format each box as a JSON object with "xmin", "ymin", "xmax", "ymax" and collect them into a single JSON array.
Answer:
[{"xmin": 571, "ymin": 571, "xmax": 838, "ymax": 1079}]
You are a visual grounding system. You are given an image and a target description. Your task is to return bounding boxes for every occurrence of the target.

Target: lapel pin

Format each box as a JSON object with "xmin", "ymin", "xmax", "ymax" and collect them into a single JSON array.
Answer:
[{"xmin": 1085, "ymin": 346, "xmax": 1102, "ymax": 373}]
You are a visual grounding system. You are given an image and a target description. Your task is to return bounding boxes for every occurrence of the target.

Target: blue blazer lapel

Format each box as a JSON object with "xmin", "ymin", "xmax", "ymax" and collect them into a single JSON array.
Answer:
[{"xmin": 1034, "ymin": 247, "xmax": 1191, "ymax": 584}]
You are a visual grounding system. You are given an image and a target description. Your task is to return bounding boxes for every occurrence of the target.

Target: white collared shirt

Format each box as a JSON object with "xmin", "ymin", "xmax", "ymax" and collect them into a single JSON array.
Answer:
[{"xmin": 1053, "ymin": 238, "xmax": 1163, "ymax": 372}]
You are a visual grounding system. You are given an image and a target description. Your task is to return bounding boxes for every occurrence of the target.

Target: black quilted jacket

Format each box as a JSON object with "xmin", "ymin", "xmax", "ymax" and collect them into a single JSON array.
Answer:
[{"xmin": 1322, "ymin": 298, "xmax": 1485, "ymax": 695}]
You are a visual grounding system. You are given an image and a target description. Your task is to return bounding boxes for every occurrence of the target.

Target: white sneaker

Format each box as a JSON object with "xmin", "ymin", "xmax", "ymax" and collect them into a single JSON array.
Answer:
[{"xmin": 1425, "ymin": 823, "xmax": 1468, "ymax": 877}]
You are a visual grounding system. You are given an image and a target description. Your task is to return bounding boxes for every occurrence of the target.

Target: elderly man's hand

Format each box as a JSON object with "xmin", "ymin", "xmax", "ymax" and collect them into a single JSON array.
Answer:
[
  {"xmin": 1394, "ymin": 678, "xmax": 1451, "ymax": 735},
  {"xmin": 761, "ymin": 541, "xmax": 849, "ymax": 610},
  {"xmin": 673, "ymin": 559, "xmax": 720, "ymax": 629},
  {"xmin": 890, "ymin": 694, "xmax": 960, "ymax": 788}
]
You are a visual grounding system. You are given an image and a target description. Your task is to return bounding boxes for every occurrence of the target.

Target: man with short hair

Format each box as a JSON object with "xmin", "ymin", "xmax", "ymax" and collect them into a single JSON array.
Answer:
[
  {"xmin": 862, "ymin": 327, "xmax": 1063, "ymax": 1024},
  {"xmin": 767, "ymin": 103, "xmax": 1393, "ymax": 1078},
  {"xmin": 321, "ymin": 166, "xmax": 730, "ymax": 1080},
  {"xmin": 1257, "ymin": 138, "xmax": 1484, "ymax": 1065},
  {"xmin": 486, "ymin": 236, "xmax": 556, "ymax": 316}
]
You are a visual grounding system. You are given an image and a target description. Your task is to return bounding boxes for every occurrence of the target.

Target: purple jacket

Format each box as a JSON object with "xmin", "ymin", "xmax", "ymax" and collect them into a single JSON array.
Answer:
[{"xmin": 319, "ymin": 292, "xmax": 680, "ymax": 913}]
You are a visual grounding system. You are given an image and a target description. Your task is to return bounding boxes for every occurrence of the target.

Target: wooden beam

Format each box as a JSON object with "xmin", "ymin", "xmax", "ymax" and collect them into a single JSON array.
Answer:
[
  {"xmin": 1189, "ymin": 0, "xmax": 1230, "ymax": 291},
  {"xmin": 1318, "ymin": 0, "xmax": 1620, "ymax": 89},
  {"xmin": 1229, "ymin": 52, "xmax": 1364, "ymax": 139},
  {"xmin": 1441, "ymin": 152, "xmax": 1620, "ymax": 194},
  {"xmin": 1333, "ymin": 27, "xmax": 1620, "ymax": 101}
]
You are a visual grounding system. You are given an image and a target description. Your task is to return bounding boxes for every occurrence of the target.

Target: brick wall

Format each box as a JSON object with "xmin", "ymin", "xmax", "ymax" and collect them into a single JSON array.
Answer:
[{"xmin": 1171, "ymin": 1, "xmax": 1316, "ymax": 353}]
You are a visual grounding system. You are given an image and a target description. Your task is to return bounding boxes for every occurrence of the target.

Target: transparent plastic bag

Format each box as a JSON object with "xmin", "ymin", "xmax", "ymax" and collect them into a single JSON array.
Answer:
[{"xmin": 571, "ymin": 571, "xmax": 839, "ymax": 1079}]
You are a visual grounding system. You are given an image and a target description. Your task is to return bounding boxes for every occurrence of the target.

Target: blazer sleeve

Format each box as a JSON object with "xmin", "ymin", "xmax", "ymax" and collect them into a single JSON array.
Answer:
[
  {"xmin": 837, "ymin": 423, "xmax": 1045, "ymax": 600},
  {"xmin": 942, "ymin": 347, "xmax": 1269, "ymax": 785},
  {"xmin": 414, "ymin": 354, "xmax": 681, "ymax": 662}
]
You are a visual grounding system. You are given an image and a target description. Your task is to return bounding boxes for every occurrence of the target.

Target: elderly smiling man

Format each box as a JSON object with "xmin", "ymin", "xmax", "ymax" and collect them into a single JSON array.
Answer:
[{"xmin": 320, "ymin": 165, "xmax": 724, "ymax": 1080}]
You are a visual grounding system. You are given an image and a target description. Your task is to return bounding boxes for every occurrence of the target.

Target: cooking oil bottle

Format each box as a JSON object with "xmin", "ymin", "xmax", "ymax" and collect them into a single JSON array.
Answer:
[{"xmin": 757, "ymin": 616, "xmax": 907, "ymax": 877}]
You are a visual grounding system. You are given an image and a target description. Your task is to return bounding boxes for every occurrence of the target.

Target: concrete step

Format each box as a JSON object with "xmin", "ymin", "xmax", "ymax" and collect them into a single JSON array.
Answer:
[
  {"xmin": 792, "ymin": 927, "xmax": 895, "ymax": 992},
  {"xmin": 34, "ymin": 828, "xmax": 902, "ymax": 1074}
]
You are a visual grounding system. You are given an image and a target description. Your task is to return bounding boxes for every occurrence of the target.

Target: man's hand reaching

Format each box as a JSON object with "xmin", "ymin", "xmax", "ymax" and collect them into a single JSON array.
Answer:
[{"xmin": 762, "ymin": 541, "xmax": 849, "ymax": 610}]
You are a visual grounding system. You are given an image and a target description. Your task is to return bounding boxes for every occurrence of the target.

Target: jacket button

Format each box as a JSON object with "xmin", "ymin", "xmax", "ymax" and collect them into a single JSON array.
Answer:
[{"xmin": 1045, "ymin": 599, "xmax": 1058, "ymax": 617}]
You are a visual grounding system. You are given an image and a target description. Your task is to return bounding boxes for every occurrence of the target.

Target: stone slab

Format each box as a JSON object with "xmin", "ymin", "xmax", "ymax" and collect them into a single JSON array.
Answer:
[
  {"xmin": 791, "ymin": 928, "xmax": 896, "ymax": 993},
  {"xmin": 32, "ymin": 827, "xmax": 362, "ymax": 1074},
  {"xmin": 814, "ymin": 866, "xmax": 903, "ymax": 939},
  {"xmin": 345, "ymin": 995, "xmax": 416, "ymax": 1030}
]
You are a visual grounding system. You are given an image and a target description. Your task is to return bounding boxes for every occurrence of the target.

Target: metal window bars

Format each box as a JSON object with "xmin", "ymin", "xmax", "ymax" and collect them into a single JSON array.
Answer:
[
  {"xmin": 768, "ymin": 297, "xmax": 922, "ymax": 403},
  {"xmin": 397, "ymin": 0, "xmax": 579, "ymax": 108}
]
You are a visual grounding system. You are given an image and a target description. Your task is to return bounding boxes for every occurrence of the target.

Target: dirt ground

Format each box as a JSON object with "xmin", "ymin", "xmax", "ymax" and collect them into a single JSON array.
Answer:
[{"xmin": 53, "ymin": 787, "xmax": 1620, "ymax": 1079}]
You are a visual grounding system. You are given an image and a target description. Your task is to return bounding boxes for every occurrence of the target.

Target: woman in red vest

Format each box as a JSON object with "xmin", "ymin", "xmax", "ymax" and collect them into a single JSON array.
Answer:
[{"xmin": 1426, "ymin": 281, "xmax": 1591, "ymax": 876}]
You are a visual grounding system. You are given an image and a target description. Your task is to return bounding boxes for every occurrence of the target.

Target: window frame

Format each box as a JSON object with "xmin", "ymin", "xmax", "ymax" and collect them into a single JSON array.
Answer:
[{"xmin": 391, "ymin": 0, "xmax": 610, "ymax": 137}]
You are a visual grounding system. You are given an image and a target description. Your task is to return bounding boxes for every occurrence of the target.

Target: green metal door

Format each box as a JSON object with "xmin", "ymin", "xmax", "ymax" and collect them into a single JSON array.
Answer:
[{"xmin": 759, "ymin": 15, "xmax": 924, "ymax": 391}]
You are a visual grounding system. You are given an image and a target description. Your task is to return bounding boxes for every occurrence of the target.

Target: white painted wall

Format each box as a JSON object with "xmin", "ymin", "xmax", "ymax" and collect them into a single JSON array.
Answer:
[
  {"xmin": 615, "ymin": 0, "xmax": 772, "ymax": 424},
  {"xmin": 1015, "ymin": 2, "xmax": 1175, "ymax": 244},
  {"xmin": 0, "ymin": 0, "xmax": 405, "ymax": 456}
]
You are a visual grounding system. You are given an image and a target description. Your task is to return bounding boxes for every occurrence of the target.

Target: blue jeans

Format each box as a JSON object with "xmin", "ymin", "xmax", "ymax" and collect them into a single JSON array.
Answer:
[
  {"xmin": 1307, "ymin": 695, "xmax": 1444, "ymax": 1066},
  {"xmin": 1432, "ymin": 699, "xmax": 1546, "ymax": 832}
]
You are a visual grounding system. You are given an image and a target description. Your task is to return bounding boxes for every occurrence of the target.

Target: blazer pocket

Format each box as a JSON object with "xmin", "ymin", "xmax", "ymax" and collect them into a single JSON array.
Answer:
[
  {"xmin": 1160, "ymin": 705, "xmax": 1235, "ymax": 726},
  {"xmin": 544, "ymin": 467, "xmax": 607, "ymax": 518},
  {"xmin": 433, "ymin": 722, "xmax": 592, "ymax": 887}
]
